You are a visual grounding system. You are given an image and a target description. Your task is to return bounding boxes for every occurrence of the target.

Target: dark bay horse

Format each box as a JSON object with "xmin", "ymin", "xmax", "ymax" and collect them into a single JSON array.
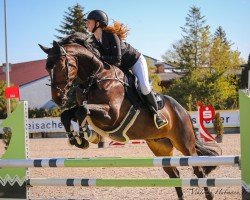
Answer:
[{"xmin": 39, "ymin": 35, "xmax": 219, "ymax": 200}]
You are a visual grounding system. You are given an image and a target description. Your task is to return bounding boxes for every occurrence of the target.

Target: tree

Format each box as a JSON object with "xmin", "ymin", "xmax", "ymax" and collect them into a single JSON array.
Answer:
[
  {"xmin": 0, "ymin": 80, "xmax": 6, "ymax": 118},
  {"xmin": 214, "ymin": 26, "xmax": 230, "ymax": 45},
  {"xmin": 145, "ymin": 58, "xmax": 163, "ymax": 93},
  {"xmin": 162, "ymin": 6, "xmax": 243, "ymax": 110},
  {"xmin": 179, "ymin": 6, "xmax": 209, "ymax": 70},
  {"xmin": 55, "ymin": 3, "xmax": 88, "ymax": 40},
  {"xmin": 162, "ymin": 40, "xmax": 184, "ymax": 68}
]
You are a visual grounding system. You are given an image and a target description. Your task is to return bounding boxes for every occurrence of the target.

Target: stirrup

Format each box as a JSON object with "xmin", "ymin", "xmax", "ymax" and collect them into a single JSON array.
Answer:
[{"xmin": 154, "ymin": 114, "xmax": 168, "ymax": 129}]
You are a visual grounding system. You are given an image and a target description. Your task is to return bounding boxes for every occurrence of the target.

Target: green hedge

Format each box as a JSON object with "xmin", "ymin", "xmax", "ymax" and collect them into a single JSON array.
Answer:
[{"xmin": 28, "ymin": 107, "xmax": 62, "ymax": 118}]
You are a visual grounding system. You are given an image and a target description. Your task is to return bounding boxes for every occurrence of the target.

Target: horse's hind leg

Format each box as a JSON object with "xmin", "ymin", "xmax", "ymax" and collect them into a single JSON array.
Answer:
[
  {"xmin": 146, "ymin": 138, "xmax": 184, "ymax": 200},
  {"xmin": 192, "ymin": 166, "xmax": 214, "ymax": 200},
  {"xmin": 174, "ymin": 139, "xmax": 214, "ymax": 200}
]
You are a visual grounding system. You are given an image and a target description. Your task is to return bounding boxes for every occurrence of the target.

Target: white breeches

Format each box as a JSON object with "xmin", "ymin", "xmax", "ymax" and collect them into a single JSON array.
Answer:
[{"xmin": 131, "ymin": 54, "xmax": 152, "ymax": 95}]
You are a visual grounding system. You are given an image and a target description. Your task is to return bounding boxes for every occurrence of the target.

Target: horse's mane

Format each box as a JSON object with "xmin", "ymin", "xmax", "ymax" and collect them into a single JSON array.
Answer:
[{"xmin": 59, "ymin": 32, "xmax": 100, "ymax": 57}]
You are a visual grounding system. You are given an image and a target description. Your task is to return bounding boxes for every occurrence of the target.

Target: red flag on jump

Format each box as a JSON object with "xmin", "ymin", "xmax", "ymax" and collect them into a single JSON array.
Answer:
[{"xmin": 5, "ymin": 86, "xmax": 20, "ymax": 100}]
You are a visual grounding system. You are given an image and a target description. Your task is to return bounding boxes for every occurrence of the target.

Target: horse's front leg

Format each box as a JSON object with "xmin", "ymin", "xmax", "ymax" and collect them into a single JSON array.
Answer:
[
  {"xmin": 75, "ymin": 103, "xmax": 116, "ymax": 144},
  {"xmin": 60, "ymin": 106, "xmax": 89, "ymax": 149},
  {"xmin": 74, "ymin": 106, "xmax": 101, "ymax": 145}
]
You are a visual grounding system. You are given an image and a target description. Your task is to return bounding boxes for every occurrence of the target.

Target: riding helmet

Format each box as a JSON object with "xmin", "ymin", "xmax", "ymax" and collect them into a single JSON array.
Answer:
[{"xmin": 87, "ymin": 10, "xmax": 108, "ymax": 26}]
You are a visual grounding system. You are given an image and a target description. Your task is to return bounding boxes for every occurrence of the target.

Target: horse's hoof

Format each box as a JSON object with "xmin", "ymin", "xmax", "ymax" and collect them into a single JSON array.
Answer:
[
  {"xmin": 76, "ymin": 138, "xmax": 89, "ymax": 149},
  {"xmin": 67, "ymin": 138, "xmax": 78, "ymax": 146},
  {"xmin": 75, "ymin": 136, "xmax": 82, "ymax": 145}
]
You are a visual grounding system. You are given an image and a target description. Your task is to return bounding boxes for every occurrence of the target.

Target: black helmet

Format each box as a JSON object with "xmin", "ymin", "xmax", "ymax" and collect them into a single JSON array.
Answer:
[{"xmin": 87, "ymin": 10, "xmax": 108, "ymax": 26}]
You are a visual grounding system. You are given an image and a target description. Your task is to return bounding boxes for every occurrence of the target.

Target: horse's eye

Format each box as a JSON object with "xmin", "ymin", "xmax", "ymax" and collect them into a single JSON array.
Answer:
[{"xmin": 46, "ymin": 61, "xmax": 54, "ymax": 69}]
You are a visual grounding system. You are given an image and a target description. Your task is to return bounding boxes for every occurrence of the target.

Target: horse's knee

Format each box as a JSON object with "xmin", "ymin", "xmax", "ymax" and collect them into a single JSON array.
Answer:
[
  {"xmin": 61, "ymin": 110, "xmax": 72, "ymax": 123},
  {"xmin": 61, "ymin": 106, "xmax": 79, "ymax": 123},
  {"xmin": 75, "ymin": 106, "xmax": 88, "ymax": 122}
]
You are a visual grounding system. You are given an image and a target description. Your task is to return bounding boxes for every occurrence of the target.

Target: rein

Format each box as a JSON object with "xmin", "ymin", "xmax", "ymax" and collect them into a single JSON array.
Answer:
[
  {"xmin": 47, "ymin": 43, "xmax": 129, "ymax": 103},
  {"xmin": 79, "ymin": 61, "xmax": 129, "ymax": 97}
]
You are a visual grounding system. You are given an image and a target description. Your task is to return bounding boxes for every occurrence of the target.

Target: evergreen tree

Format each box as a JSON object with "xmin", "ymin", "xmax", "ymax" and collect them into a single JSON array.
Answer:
[
  {"xmin": 55, "ymin": 3, "xmax": 87, "ymax": 40},
  {"xmin": 214, "ymin": 26, "xmax": 229, "ymax": 45},
  {"xmin": 163, "ymin": 6, "xmax": 243, "ymax": 110},
  {"xmin": 179, "ymin": 6, "xmax": 209, "ymax": 70}
]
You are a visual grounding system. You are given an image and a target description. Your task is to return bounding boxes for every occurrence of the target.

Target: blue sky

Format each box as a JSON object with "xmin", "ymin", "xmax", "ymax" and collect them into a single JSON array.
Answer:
[{"xmin": 0, "ymin": 0, "xmax": 249, "ymax": 64}]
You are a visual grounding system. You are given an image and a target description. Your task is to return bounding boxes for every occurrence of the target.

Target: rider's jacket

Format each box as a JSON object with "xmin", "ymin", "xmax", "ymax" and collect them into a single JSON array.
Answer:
[{"xmin": 91, "ymin": 30, "xmax": 141, "ymax": 71}]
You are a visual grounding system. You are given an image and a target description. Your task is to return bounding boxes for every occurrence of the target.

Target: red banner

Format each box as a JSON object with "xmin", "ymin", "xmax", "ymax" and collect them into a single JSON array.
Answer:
[
  {"xmin": 197, "ymin": 102, "xmax": 216, "ymax": 142},
  {"xmin": 5, "ymin": 86, "xmax": 20, "ymax": 99}
]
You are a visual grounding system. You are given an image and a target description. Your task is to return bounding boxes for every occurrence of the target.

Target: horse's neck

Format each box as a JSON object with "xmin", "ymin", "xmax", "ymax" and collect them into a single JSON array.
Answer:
[
  {"xmin": 75, "ymin": 53, "xmax": 131, "ymax": 131},
  {"xmin": 77, "ymin": 50, "xmax": 103, "ymax": 80}
]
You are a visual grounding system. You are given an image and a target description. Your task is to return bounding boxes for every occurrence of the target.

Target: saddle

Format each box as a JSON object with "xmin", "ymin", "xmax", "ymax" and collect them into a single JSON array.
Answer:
[
  {"xmin": 106, "ymin": 72, "xmax": 166, "ymax": 143},
  {"xmin": 124, "ymin": 71, "xmax": 165, "ymax": 110}
]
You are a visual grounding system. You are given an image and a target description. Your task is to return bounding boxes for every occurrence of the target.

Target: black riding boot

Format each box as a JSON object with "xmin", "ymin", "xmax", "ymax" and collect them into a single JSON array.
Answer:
[{"xmin": 145, "ymin": 91, "xmax": 168, "ymax": 129}]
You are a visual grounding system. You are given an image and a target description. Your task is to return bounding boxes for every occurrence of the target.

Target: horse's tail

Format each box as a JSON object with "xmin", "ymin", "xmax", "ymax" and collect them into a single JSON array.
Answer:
[
  {"xmin": 164, "ymin": 95, "xmax": 220, "ymax": 175},
  {"xmin": 195, "ymin": 140, "xmax": 220, "ymax": 175},
  {"xmin": 188, "ymin": 115, "xmax": 221, "ymax": 175}
]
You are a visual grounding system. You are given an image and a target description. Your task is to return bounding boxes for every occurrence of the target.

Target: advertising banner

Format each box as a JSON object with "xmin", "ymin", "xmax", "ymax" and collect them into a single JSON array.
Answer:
[{"xmin": 0, "ymin": 110, "xmax": 240, "ymax": 133}]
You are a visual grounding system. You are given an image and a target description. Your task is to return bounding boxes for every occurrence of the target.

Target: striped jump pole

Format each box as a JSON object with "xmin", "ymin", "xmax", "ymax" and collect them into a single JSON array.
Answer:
[
  {"xmin": 0, "ymin": 155, "xmax": 240, "ymax": 168},
  {"xmin": 27, "ymin": 178, "xmax": 241, "ymax": 187}
]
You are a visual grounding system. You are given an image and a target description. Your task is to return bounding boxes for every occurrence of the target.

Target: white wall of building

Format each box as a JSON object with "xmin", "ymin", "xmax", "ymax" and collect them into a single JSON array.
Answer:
[{"xmin": 20, "ymin": 76, "xmax": 54, "ymax": 109}]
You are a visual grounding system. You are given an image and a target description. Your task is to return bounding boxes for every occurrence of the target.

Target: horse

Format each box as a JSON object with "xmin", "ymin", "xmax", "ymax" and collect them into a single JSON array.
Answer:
[{"xmin": 39, "ymin": 34, "xmax": 219, "ymax": 200}]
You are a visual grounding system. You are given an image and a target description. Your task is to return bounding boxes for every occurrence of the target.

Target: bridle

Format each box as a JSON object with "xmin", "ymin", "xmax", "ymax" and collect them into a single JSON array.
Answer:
[{"xmin": 46, "ymin": 46, "xmax": 78, "ymax": 102}]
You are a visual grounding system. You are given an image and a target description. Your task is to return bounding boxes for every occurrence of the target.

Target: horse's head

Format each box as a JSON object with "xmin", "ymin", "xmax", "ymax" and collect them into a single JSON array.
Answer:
[{"xmin": 39, "ymin": 41, "xmax": 78, "ymax": 106}]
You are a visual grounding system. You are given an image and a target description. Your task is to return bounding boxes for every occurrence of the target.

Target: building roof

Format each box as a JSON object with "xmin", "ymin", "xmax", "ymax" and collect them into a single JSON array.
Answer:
[
  {"xmin": 158, "ymin": 72, "xmax": 184, "ymax": 81},
  {"xmin": 144, "ymin": 55, "xmax": 176, "ymax": 69},
  {"xmin": 0, "ymin": 59, "xmax": 47, "ymax": 86}
]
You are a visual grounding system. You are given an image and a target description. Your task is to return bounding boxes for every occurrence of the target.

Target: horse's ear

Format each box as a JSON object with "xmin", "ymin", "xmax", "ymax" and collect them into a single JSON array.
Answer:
[
  {"xmin": 38, "ymin": 44, "xmax": 51, "ymax": 54},
  {"xmin": 53, "ymin": 40, "xmax": 66, "ymax": 55},
  {"xmin": 53, "ymin": 40, "xmax": 61, "ymax": 49}
]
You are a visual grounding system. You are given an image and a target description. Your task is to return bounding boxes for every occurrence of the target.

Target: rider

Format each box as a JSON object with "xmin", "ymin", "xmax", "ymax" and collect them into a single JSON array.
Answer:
[{"xmin": 86, "ymin": 10, "xmax": 167, "ymax": 129}]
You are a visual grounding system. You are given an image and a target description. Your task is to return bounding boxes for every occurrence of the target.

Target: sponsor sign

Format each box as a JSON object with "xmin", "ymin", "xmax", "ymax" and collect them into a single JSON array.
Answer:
[
  {"xmin": 190, "ymin": 110, "xmax": 240, "ymax": 128},
  {"xmin": 0, "ymin": 110, "xmax": 240, "ymax": 133}
]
